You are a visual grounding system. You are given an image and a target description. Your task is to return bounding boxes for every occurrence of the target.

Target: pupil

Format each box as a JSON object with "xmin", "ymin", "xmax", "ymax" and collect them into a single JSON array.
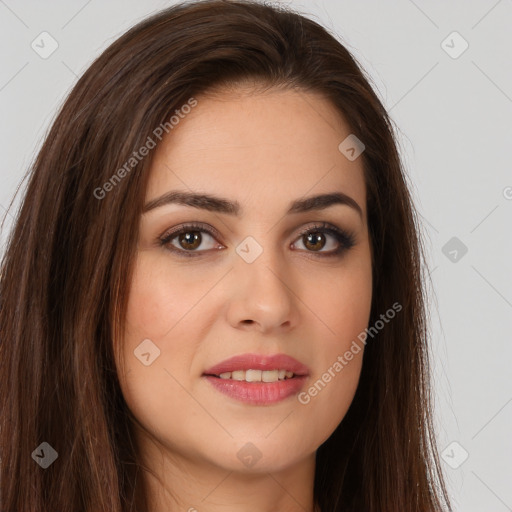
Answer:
[
  {"xmin": 306, "ymin": 232, "xmax": 324, "ymax": 251},
  {"xmin": 180, "ymin": 231, "xmax": 201, "ymax": 249}
]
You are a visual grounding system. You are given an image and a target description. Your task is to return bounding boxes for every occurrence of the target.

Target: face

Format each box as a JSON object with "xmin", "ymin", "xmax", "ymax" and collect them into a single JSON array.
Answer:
[{"xmin": 116, "ymin": 85, "xmax": 372, "ymax": 477}]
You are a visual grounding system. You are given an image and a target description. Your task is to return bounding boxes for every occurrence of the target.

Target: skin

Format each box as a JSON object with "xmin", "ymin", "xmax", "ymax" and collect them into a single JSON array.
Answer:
[{"xmin": 116, "ymin": 84, "xmax": 373, "ymax": 512}]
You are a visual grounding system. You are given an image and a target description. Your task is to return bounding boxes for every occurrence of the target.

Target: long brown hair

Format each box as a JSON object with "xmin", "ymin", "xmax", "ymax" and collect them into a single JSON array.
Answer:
[{"xmin": 0, "ymin": 1, "xmax": 451, "ymax": 510}]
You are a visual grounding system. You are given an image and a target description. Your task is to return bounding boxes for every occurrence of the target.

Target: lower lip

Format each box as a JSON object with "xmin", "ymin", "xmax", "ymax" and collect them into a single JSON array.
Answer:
[{"xmin": 203, "ymin": 375, "xmax": 308, "ymax": 405}]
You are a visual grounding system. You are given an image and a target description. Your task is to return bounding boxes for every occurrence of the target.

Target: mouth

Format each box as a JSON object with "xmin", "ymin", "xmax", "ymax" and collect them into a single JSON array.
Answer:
[
  {"xmin": 204, "ymin": 369, "xmax": 299, "ymax": 382},
  {"xmin": 202, "ymin": 353, "xmax": 309, "ymax": 405}
]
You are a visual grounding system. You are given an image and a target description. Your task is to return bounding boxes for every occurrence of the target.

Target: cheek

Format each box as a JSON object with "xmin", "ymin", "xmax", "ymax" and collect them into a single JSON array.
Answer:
[
  {"xmin": 305, "ymin": 253, "xmax": 372, "ymax": 348},
  {"xmin": 117, "ymin": 255, "xmax": 214, "ymax": 449},
  {"xmin": 117, "ymin": 255, "xmax": 200, "ymax": 404},
  {"xmin": 124, "ymin": 253, "xmax": 214, "ymax": 342},
  {"xmin": 124, "ymin": 256, "xmax": 181, "ymax": 338},
  {"xmin": 120, "ymin": 257, "xmax": 220, "ymax": 401},
  {"xmin": 294, "ymin": 258, "xmax": 371, "ymax": 438}
]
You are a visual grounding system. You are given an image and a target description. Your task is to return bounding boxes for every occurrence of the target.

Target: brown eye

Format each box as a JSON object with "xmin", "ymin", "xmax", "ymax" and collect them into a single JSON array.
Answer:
[
  {"xmin": 303, "ymin": 232, "xmax": 326, "ymax": 252},
  {"xmin": 160, "ymin": 222, "xmax": 355, "ymax": 259},
  {"xmin": 177, "ymin": 231, "xmax": 202, "ymax": 250},
  {"xmin": 159, "ymin": 223, "xmax": 222, "ymax": 257},
  {"xmin": 292, "ymin": 223, "xmax": 356, "ymax": 257}
]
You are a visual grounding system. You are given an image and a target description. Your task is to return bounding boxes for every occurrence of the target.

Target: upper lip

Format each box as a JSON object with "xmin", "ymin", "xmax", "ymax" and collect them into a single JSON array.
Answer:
[{"xmin": 203, "ymin": 353, "xmax": 310, "ymax": 377}]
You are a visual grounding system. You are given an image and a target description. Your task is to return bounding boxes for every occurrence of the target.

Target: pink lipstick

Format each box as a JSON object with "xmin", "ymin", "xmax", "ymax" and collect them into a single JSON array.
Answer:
[{"xmin": 203, "ymin": 353, "xmax": 309, "ymax": 405}]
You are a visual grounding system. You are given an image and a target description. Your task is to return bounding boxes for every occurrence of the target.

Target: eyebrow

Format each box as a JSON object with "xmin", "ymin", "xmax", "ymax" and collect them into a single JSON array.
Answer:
[{"xmin": 143, "ymin": 190, "xmax": 363, "ymax": 218}]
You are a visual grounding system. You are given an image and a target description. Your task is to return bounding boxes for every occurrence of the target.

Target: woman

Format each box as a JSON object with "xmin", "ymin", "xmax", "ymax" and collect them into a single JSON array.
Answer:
[{"xmin": 0, "ymin": 1, "xmax": 452, "ymax": 510}]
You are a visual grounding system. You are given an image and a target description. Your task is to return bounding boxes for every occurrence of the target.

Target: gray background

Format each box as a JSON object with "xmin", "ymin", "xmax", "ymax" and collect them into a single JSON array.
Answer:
[{"xmin": 1, "ymin": 0, "xmax": 511, "ymax": 510}]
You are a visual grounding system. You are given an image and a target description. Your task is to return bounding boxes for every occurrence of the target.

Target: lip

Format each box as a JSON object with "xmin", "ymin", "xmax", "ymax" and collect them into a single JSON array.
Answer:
[
  {"xmin": 203, "ymin": 353, "xmax": 310, "ymax": 377},
  {"xmin": 202, "ymin": 353, "xmax": 310, "ymax": 405},
  {"xmin": 203, "ymin": 375, "xmax": 308, "ymax": 405}
]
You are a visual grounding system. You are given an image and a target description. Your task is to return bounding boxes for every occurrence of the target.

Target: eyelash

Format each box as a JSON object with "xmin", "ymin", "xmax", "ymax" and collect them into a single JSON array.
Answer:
[{"xmin": 158, "ymin": 221, "xmax": 356, "ymax": 259}]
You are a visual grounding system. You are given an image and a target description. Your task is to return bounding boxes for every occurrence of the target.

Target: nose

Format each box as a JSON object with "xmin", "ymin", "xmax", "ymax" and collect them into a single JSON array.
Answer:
[{"xmin": 225, "ymin": 244, "xmax": 300, "ymax": 334}]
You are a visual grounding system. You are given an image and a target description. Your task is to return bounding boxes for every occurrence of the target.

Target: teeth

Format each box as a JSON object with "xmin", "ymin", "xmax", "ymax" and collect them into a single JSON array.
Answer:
[
  {"xmin": 216, "ymin": 369, "xmax": 296, "ymax": 382},
  {"xmin": 262, "ymin": 369, "xmax": 278, "ymax": 382},
  {"xmin": 246, "ymin": 369, "xmax": 262, "ymax": 382}
]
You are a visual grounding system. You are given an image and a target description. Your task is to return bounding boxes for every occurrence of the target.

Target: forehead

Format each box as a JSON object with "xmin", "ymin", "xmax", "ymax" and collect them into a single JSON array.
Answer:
[{"xmin": 146, "ymin": 86, "xmax": 367, "ymax": 219}]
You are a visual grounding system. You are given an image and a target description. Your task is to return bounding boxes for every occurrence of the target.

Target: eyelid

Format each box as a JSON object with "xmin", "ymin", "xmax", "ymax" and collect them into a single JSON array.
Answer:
[{"xmin": 160, "ymin": 221, "xmax": 224, "ymax": 244}]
